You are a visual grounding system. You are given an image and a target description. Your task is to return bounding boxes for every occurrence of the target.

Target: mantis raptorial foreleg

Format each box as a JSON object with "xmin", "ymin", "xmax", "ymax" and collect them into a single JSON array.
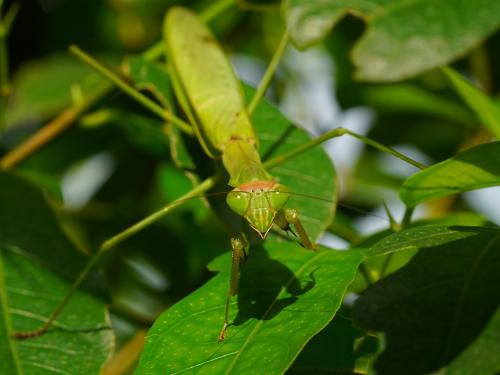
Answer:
[
  {"xmin": 274, "ymin": 209, "xmax": 317, "ymax": 251},
  {"xmin": 219, "ymin": 232, "xmax": 249, "ymax": 341}
]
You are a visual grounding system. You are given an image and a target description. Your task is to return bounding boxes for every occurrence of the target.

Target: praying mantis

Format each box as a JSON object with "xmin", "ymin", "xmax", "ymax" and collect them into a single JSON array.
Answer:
[
  {"xmin": 165, "ymin": 7, "xmax": 320, "ymax": 340},
  {"xmin": 11, "ymin": 5, "xmax": 423, "ymax": 345}
]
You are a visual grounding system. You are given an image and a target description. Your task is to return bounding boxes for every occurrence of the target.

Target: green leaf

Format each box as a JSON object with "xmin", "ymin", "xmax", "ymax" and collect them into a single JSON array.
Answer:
[
  {"xmin": 0, "ymin": 172, "xmax": 114, "ymax": 375},
  {"xmin": 6, "ymin": 54, "xmax": 105, "ymax": 128},
  {"xmin": 400, "ymin": 141, "xmax": 500, "ymax": 206},
  {"xmin": 349, "ymin": 213, "xmax": 490, "ymax": 293},
  {"xmin": 135, "ymin": 244, "xmax": 363, "ymax": 374},
  {"xmin": 284, "ymin": 0, "xmax": 500, "ymax": 81},
  {"xmin": 284, "ymin": 0, "xmax": 389, "ymax": 50},
  {"xmin": 367, "ymin": 225, "xmax": 482, "ymax": 257},
  {"xmin": 353, "ymin": 226, "xmax": 500, "ymax": 374},
  {"xmin": 442, "ymin": 66, "xmax": 500, "ymax": 139}
]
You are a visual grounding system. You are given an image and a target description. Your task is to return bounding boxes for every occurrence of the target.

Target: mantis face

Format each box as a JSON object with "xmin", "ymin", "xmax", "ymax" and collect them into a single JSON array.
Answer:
[{"xmin": 226, "ymin": 181, "xmax": 290, "ymax": 238}]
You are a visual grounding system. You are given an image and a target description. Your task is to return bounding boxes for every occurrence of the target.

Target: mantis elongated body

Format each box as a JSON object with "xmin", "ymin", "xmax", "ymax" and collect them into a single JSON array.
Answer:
[{"xmin": 164, "ymin": 7, "xmax": 317, "ymax": 340}]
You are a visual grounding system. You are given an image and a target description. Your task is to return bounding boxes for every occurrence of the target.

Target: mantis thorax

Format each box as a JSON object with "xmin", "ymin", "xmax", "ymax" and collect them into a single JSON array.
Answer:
[{"xmin": 226, "ymin": 181, "xmax": 290, "ymax": 238}]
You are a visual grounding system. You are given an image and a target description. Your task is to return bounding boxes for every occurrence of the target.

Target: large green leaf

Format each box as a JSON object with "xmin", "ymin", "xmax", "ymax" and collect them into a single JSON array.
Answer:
[
  {"xmin": 0, "ymin": 172, "xmax": 114, "ymax": 374},
  {"xmin": 284, "ymin": 0, "xmax": 500, "ymax": 81},
  {"xmin": 135, "ymin": 243, "xmax": 363, "ymax": 374},
  {"xmin": 442, "ymin": 66, "xmax": 500, "ymax": 139},
  {"xmin": 353, "ymin": 226, "xmax": 500, "ymax": 374},
  {"xmin": 400, "ymin": 141, "xmax": 500, "ymax": 206}
]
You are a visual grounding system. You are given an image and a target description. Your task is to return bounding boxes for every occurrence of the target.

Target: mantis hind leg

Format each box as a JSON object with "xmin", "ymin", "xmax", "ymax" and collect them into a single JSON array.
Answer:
[
  {"xmin": 275, "ymin": 209, "xmax": 318, "ymax": 251},
  {"xmin": 219, "ymin": 232, "xmax": 249, "ymax": 342}
]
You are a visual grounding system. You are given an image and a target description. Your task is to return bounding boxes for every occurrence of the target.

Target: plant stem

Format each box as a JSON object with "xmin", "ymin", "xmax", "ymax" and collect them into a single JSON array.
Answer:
[
  {"xmin": 401, "ymin": 206, "xmax": 414, "ymax": 229},
  {"xmin": 264, "ymin": 127, "xmax": 427, "ymax": 170},
  {"xmin": 69, "ymin": 45, "xmax": 193, "ymax": 135},
  {"xmin": 0, "ymin": 1, "xmax": 237, "ymax": 169},
  {"xmin": 201, "ymin": 0, "xmax": 236, "ymax": 22},
  {"xmin": 247, "ymin": 29, "xmax": 289, "ymax": 116},
  {"xmin": 0, "ymin": 2, "xmax": 20, "ymax": 132},
  {"xmin": 0, "ymin": 83, "xmax": 109, "ymax": 169}
]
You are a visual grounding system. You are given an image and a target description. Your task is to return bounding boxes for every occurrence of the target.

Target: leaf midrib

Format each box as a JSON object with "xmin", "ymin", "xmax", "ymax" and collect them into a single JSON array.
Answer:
[
  {"xmin": 0, "ymin": 249, "xmax": 24, "ymax": 375},
  {"xmin": 223, "ymin": 250, "xmax": 332, "ymax": 374}
]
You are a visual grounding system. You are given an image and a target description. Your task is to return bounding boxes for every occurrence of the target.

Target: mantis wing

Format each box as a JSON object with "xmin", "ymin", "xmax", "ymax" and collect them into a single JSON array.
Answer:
[{"xmin": 164, "ymin": 7, "xmax": 257, "ymax": 158}]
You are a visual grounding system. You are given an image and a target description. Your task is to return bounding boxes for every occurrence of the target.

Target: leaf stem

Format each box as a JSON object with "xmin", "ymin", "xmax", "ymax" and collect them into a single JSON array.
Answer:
[
  {"xmin": 69, "ymin": 45, "xmax": 193, "ymax": 135},
  {"xmin": 247, "ymin": 29, "xmax": 289, "ymax": 116}
]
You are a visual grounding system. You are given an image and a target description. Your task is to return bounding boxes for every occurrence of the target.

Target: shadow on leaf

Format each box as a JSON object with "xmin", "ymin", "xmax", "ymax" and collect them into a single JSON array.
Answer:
[{"xmin": 234, "ymin": 245, "xmax": 316, "ymax": 326}]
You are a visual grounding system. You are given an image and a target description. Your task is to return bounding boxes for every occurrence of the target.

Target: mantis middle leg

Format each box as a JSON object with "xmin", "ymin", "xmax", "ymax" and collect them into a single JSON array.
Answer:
[{"xmin": 219, "ymin": 232, "xmax": 249, "ymax": 341}]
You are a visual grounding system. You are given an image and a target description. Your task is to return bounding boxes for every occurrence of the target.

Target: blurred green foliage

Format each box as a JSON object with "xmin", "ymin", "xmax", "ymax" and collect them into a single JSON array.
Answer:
[{"xmin": 1, "ymin": 0, "xmax": 500, "ymax": 374}]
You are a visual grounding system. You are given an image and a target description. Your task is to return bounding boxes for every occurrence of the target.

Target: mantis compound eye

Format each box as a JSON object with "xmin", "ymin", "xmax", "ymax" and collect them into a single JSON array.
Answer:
[
  {"xmin": 226, "ymin": 190, "xmax": 250, "ymax": 216},
  {"xmin": 269, "ymin": 184, "xmax": 289, "ymax": 211}
]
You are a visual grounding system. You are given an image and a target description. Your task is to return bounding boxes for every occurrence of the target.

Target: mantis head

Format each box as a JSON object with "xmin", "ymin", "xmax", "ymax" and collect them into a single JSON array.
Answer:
[{"xmin": 226, "ymin": 181, "xmax": 290, "ymax": 238}]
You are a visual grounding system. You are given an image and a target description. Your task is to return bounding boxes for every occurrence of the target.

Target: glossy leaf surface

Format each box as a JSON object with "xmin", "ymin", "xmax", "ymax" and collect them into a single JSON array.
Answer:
[
  {"xmin": 0, "ymin": 172, "xmax": 114, "ymax": 375},
  {"xmin": 135, "ymin": 244, "xmax": 363, "ymax": 374},
  {"xmin": 400, "ymin": 141, "xmax": 500, "ymax": 206}
]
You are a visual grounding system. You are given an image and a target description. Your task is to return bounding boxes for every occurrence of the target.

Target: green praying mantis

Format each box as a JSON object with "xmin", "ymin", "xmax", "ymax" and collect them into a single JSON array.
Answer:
[
  {"xmin": 164, "ymin": 7, "xmax": 320, "ymax": 340},
  {"xmin": 12, "ymin": 5, "xmax": 423, "ymax": 343}
]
